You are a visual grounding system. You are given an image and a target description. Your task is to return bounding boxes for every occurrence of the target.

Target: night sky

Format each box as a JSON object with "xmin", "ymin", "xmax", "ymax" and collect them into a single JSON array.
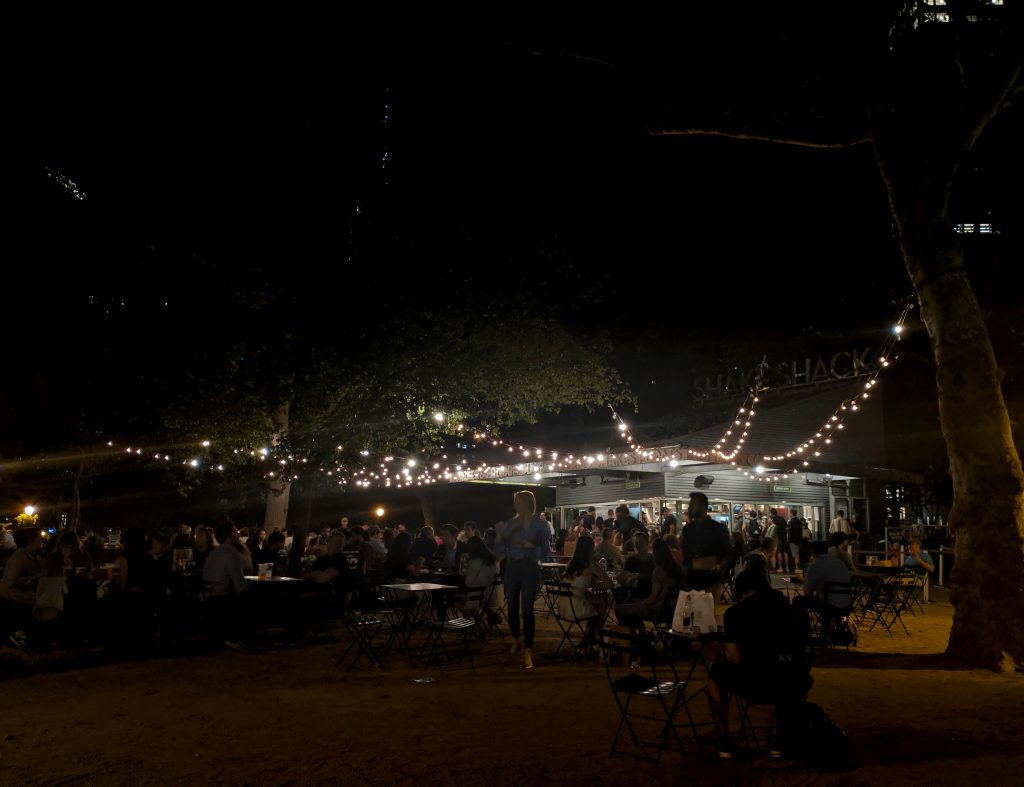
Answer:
[{"xmin": 4, "ymin": 8, "xmax": 1022, "ymax": 483}]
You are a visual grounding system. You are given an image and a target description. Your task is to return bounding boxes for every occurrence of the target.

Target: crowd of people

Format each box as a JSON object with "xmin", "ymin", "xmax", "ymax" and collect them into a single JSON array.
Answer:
[{"xmin": 1, "ymin": 491, "xmax": 936, "ymax": 759}]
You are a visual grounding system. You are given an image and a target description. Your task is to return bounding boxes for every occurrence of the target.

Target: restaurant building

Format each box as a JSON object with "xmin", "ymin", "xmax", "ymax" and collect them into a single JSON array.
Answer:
[{"xmin": 459, "ymin": 380, "xmax": 925, "ymax": 538}]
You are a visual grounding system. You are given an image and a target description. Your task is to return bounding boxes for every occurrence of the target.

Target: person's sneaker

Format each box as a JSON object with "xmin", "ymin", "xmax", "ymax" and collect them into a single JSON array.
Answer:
[
  {"xmin": 8, "ymin": 632, "xmax": 31, "ymax": 654},
  {"xmin": 767, "ymin": 735, "xmax": 783, "ymax": 759},
  {"xmin": 715, "ymin": 734, "xmax": 734, "ymax": 759}
]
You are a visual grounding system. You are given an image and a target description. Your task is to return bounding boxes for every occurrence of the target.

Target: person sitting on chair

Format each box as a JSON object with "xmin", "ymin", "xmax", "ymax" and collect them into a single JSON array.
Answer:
[
  {"xmin": 708, "ymin": 570, "xmax": 810, "ymax": 759},
  {"xmin": 828, "ymin": 532, "xmax": 857, "ymax": 573},
  {"xmin": 559, "ymin": 535, "xmax": 611, "ymax": 655},
  {"xmin": 613, "ymin": 539, "xmax": 686, "ymax": 631},
  {"xmin": 792, "ymin": 540, "xmax": 851, "ymax": 643}
]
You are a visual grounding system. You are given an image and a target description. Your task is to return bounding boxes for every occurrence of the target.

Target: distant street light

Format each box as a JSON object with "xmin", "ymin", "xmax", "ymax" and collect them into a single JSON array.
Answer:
[
  {"xmin": 24, "ymin": 505, "xmax": 36, "ymax": 516},
  {"xmin": 375, "ymin": 507, "xmax": 385, "ymax": 518}
]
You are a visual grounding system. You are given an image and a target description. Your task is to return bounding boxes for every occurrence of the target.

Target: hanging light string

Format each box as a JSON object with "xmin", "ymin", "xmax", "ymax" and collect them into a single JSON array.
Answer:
[
  {"xmin": 104, "ymin": 311, "xmax": 910, "ymax": 489},
  {"xmin": 611, "ymin": 406, "xmax": 642, "ymax": 451},
  {"xmin": 744, "ymin": 304, "xmax": 913, "ymax": 481},
  {"xmin": 687, "ymin": 356, "xmax": 768, "ymax": 462}
]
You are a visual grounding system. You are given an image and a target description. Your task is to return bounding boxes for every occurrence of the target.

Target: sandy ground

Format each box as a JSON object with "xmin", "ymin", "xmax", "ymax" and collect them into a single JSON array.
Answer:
[{"xmin": 2, "ymin": 587, "xmax": 1023, "ymax": 787}]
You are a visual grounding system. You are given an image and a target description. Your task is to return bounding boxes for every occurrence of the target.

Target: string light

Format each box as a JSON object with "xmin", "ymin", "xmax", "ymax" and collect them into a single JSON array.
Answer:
[{"xmin": 101, "ymin": 309, "xmax": 911, "ymax": 490}]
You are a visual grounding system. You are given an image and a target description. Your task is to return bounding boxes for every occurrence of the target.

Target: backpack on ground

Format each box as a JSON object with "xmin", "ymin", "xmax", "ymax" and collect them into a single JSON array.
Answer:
[
  {"xmin": 830, "ymin": 615, "xmax": 858, "ymax": 648},
  {"xmin": 785, "ymin": 702, "xmax": 850, "ymax": 772}
]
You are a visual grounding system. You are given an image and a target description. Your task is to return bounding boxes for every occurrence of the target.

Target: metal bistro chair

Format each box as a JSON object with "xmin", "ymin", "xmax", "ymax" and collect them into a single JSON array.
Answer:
[
  {"xmin": 821, "ymin": 581, "xmax": 858, "ymax": 649},
  {"xmin": 545, "ymin": 581, "xmax": 598, "ymax": 662},
  {"xmin": 419, "ymin": 587, "xmax": 481, "ymax": 674},
  {"xmin": 598, "ymin": 628, "xmax": 687, "ymax": 765},
  {"xmin": 336, "ymin": 606, "xmax": 387, "ymax": 672},
  {"xmin": 864, "ymin": 574, "xmax": 914, "ymax": 636}
]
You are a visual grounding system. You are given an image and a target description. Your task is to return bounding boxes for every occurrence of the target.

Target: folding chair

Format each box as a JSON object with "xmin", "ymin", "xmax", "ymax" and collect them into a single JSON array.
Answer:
[
  {"xmin": 903, "ymin": 572, "xmax": 927, "ymax": 616},
  {"xmin": 545, "ymin": 581, "xmax": 597, "ymax": 661},
  {"xmin": 864, "ymin": 574, "xmax": 912, "ymax": 636},
  {"xmin": 377, "ymin": 586, "xmax": 420, "ymax": 662},
  {"xmin": 598, "ymin": 628, "xmax": 687, "ymax": 765},
  {"xmin": 419, "ymin": 606, "xmax": 478, "ymax": 674},
  {"xmin": 821, "ymin": 582, "xmax": 858, "ymax": 649},
  {"xmin": 656, "ymin": 629, "xmax": 723, "ymax": 752},
  {"xmin": 336, "ymin": 610, "xmax": 386, "ymax": 671}
]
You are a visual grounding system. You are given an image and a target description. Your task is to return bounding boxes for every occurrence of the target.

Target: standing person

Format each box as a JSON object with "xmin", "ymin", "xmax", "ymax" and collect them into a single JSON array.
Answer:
[
  {"xmin": 682, "ymin": 492, "xmax": 732, "ymax": 599},
  {"xmin": 582, "ymin": 507, "xmax": 597, "ymax": 530},
  {"xmin": 614, "ymin": 504, "xmax": 642, "ymax": 546},
  {"xmin": 746, "ymin": 511, "xmax": 763, "ymax": 549},
  {"xmin": 787, "ymin": 511, "xmax": 805, "ymax": 571},
  {"xmin": 498, "ymin": 490, "xmax": 550, "ymax": 670},
  {"xmin": 539, "ymin": 512, "xmax": 556, "ymax": 543},
  {"xmin": 770, "ymin": 509, "xmax": 790, "ymax": 573},
  {"xmin": 660, "ymin": 507, "xmax": 678, "ymax": 536},
  {"xmin": 829, "ymin": 509, "xmax": 851, "ymax": 535}
]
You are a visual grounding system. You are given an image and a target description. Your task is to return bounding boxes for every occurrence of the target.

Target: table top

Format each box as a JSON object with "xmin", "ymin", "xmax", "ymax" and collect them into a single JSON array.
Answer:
[
  {"xmin": 244, "ymin": 575, "xmax": 305, "ymax": 583},
  {"xmin": 541, "ymin": 562, "xmax": 566, "ymax": 569},
  {"xmin": 382, "ymin": 582, "xmax": 458, "ymax": 592},
  {"xmin": 660, "ymin": 627, "xmax": 723, "ymax": 639}
]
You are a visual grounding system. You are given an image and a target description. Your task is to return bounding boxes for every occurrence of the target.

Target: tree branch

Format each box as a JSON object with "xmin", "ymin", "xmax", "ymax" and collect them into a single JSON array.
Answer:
[
  {"xmin": 966, "ymin": 64, "xmax": 1023, "ymax": 152},
  {"xmin": 647, "ymin": 126, "xmax": 870, "ymax": 149}
]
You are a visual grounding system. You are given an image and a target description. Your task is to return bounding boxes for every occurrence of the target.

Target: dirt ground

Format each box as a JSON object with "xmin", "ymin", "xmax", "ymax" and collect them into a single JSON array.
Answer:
[{"xmin": 2, "ymin": 587, "xmax": 1023, "ymax": 787}]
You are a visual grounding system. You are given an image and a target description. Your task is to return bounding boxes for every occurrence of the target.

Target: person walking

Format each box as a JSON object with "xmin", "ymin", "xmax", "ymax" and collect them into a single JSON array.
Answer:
[{"xmin": 498, "ymin": 490, "xmax": 550, "ymax": 670}]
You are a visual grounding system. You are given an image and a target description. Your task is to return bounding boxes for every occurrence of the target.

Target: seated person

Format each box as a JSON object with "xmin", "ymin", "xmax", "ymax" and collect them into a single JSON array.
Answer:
[
  {"xmin": 903, "ymin": 539, "xmax": 935, "ymax": 576},
  {"xmin": 462, "ymin": 535, "xmax": 500, "ymax": 620},
  {"xmin": 200, "ymin": 523, "xmax": 250, "ymax": 648},
  {"xmin": 614, "ymin": 540, "xmax": 686, "ymax": 630},
  {"xmin": 623, "ymin": 532, "xmax": 655, "ymax": 598},
  {"xmin": 1, "ymin": 528, "xmax": 45, "ymax": 651},
  {"xmin": 262, "ymin": 531, "xmax": 289, "ymax": 575},
  {"xmin": 558, "ymin": 536, "xmax": 611, "ymax": 653},
  {"xmin": 247, "ymin": 528, "xmax": 268, "ymax": 564},
  {"xmin": 792, "ymin": 540, "xmax": 852, "ymax": 642},
  {"xmin": 593, "ymin": 527, "xmax": 625, "ymax": 570},
  {"xmin": 282, "ymin": 533, "xmax": 356, "ymax": 646},
  {"xmin": 708, "ymin": 570, "xmax": 810, "ymax": 759},
  {"xmin": 344, "ymin": 528, "xmax": 374, "ymax": 577},
  {"xmin": 828, "ymin": 532, "xmax": 857, "ymax": 573},
  {"xmin": 739, "ymin": 537, "xmax": 776, "ymax": 587},
  {"xmin": 409, "ymin": 526, "xmax": 439, "ymax": 565},
  {"xmin": 431, "ymin": 524, "xmax": 459, "ymax": 572},
  {"xmin": 382, "ymin": 532, "xmax": 424, "ymax": 583}
]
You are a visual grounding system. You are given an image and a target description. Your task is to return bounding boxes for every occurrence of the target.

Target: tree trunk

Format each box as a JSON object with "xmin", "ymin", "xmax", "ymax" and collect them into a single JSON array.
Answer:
[
  {"xmin": 896, "ymin": 211, "xmax": 1024, "ymax": 670},
  {"xmin": 263, "ymin": 402, "xmax": 292, "ymax": 533},
  {"xmin": 416, "ymin": 488, "xmax": 436, "ymax": 530}
]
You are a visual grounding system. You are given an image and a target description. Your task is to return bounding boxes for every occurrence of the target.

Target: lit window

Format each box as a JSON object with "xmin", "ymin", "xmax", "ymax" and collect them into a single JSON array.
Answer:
[
  {"xmin": 980, "ymin": 224, "xmax": 993, "ymax": 234},
  {"xmin": 924, "ymin": 0, "xmax": 946, "ymax": 6}
]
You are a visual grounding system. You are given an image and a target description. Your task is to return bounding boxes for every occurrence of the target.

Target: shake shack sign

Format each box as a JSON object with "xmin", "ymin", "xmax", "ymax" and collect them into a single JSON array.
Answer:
[{"xmin": 693, "ymin": 348, "xmax": 877, "ymax": 401}]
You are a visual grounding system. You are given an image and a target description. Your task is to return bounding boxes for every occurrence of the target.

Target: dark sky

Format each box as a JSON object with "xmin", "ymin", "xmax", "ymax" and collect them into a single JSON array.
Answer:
[{"xmin": 4, "ymin": 9, "xmax": 1022, "ymax": 458}]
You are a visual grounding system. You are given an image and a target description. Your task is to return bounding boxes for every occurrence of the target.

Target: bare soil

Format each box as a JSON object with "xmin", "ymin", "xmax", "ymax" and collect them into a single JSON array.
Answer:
[{"xmin": 2, "ymin": 587, "xmax": 1022, "ymax": 787}]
